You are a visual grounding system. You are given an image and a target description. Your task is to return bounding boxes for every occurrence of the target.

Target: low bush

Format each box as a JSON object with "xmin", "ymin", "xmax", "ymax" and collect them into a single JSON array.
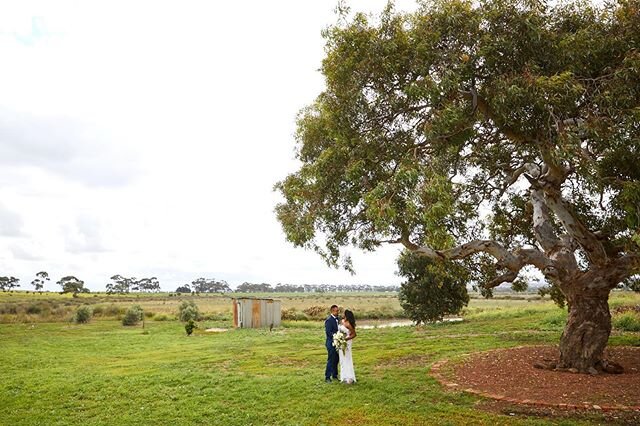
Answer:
[
  {"xmin": 73, "ymin": 305, "xmax": 93, "ymax": 324},
  {"xmin": 281, "ymin": 308, "xmax": 309, "ymax": 321},
  {"xmin": 302, "ymin": 305, "xmax": 327, "ymax": 319},
  {"xmin": 0, "ymin": 304, "xmax": 18, "ymax": 315},
  {"xmin": 185, "ymin": 319, "xmax": 197, "ymax": 336},
  {"xmin": 26, "ymin": 303, "xmax": 43, "ymax": 315},
  {"xmin": 122, "ymin": 305, "xmax": 144, "ymax": 326},
  {"xmin": 178, "ymin": 300, "xmax": 200, "ymax": 322}
]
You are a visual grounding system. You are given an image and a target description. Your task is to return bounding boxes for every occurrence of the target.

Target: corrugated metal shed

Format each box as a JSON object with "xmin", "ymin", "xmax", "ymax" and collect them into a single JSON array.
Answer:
[{"xmin": 232, "ymin": 298, "xmax": 281, "ymax": 328}]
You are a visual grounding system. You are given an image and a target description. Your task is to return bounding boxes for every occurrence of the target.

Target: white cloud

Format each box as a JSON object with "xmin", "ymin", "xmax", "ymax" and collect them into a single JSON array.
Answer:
[
  {"xmin": 0, "ymin": 203, "xmax": 25, "ymax": 237},
  {"xmin": 63, "ymin": 214, "xmax": 112, "ymax": 254},
  {"xmin": 0, "ymin": 0, "xmax": 417, "ymax": 290},
  {"xmin": 9, "ymin": 242, "xmax": 45, "ymax": 261},
  {"xmin": 0, "ymin": 109, "xmax": 140, "ymax": 187}
]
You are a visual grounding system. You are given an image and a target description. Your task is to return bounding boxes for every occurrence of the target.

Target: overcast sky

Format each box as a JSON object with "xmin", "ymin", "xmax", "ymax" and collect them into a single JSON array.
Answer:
[{"xmin": 0, "ymin": 0, "xmax": 424, "ymax": 291}]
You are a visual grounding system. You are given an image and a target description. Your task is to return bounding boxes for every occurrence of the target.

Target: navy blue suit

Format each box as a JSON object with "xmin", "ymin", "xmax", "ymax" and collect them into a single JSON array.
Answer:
[{"xmin": 325, "ymin": 314, "xmax": 339, "ymax": 380}]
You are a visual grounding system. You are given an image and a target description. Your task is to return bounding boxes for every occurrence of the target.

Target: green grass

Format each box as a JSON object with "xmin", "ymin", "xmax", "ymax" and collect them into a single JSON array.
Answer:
[
  {"xmin": 0, "ymin": 289, "xmax": 580, "ymax": 324},
  {"xmin": 613, "ymin": 311, "xmax": 640, "ymax": 332},
  {"xmin": 1, "ymin": 291, "xmax": 638, "ymax": 425},
  {"xmin": 0, "ymin": 291, "xmax": 409, "ymax": 323}
]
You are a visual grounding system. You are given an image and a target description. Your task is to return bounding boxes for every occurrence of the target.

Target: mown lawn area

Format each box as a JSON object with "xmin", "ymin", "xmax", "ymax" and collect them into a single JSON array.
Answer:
[{"xmin": 1, "ymin": 292, "xmax": 639, "ymax": 425}]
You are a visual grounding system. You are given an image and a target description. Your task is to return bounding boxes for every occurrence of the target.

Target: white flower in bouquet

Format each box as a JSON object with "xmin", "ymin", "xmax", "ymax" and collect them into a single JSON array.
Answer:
[{"xmin": 332, "ymin": 331, "xmax": 347, "ymax": 354}]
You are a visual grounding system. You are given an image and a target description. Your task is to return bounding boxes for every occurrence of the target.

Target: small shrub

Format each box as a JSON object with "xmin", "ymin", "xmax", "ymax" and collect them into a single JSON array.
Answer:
[
  {"xmin": 122, "ymin": 305, "xmax": 144, "ymax": 326},
  {"xmin": 153, "ymin": 313, "xmax": 173, "ymax": 321},
  {"xmin": 280, "ymin": 308, "xmax": 294, "ymax": 320},
  {"xmin": 178, "ymin": 300, "xmax": 200, "ymax": 322},
  {"xmin": 92, "ymin": 305, "xmax": 104, "ymax": 315},
  {"xmin": 302, "ymin": 305, "xmax": 327, "ymax": 319},
  {"xmin": 0, "ymin": 304, "xmax": 18, "ymax": 315},
  {"xmin": 74, "ymin": 305, "xmax": 93, "ymax": 324},
  {"xmin": 26, "ymin": 303, "xmax": 43, "ymax": 315},
  {"xmin": 201, "ymin": 312, "xmax": 231, "ymax": 321},
  {"xmin": 144, "ymin": 311, "xmax": 155, "ymax": 319},
  {"xmin": 281, "ymin": 308, "xmax": 308, "ymax": 321},
  {"xmin": 185, "ymin": 319, "xmax": 197, "ymax": 336},
  {"xmin": 613, "ymin": 311, "xmax": 640, "ymax": 332}
]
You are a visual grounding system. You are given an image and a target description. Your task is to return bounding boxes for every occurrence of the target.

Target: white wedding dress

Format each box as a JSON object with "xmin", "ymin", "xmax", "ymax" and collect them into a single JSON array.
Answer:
[{"xmin": 338, "ymin": 324, "xmax": 356, "ymax": 383}]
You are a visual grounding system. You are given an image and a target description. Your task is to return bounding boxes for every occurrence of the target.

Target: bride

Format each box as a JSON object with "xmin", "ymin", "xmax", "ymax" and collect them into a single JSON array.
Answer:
[{"xmin": 338, "ymin": 309, "xmax": 357, "ymax": 384}]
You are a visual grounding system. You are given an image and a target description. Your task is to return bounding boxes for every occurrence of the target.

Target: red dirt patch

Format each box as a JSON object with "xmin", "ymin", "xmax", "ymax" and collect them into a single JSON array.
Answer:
[{"xmin": 440, "ymin": 346, "xmax": 640, "ymax": 410}]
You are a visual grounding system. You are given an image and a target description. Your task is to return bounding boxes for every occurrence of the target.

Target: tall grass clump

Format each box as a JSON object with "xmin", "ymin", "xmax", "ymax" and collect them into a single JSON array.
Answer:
[
  {"xmin": 153, "ymin": 313, "xmax": 174, "ymax": 321},
  {"xmin": 178, "ymin": 300, "xmax": 200, "ymax": 322},
  {"xmin": 613, "ymin": 311, "xmax": 640, "ymax": 332},
  {"xmin": 73, "ymin": 305, "xmax": 93, "ymax": 324},
  {"xmin": 122, "ymin": 305, "xmax": 144, "ymax": 326}
]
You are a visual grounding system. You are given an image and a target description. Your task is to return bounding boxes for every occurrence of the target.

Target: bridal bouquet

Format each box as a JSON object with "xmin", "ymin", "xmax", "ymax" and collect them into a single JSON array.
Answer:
[{"xmin": 332, "ymin": 331, "xmax": 347, "ymax": 354}]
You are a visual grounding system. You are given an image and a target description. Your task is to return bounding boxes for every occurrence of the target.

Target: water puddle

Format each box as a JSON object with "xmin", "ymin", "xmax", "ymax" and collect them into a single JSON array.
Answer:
[{"xmin": 358, "ymin": 318, "xmax": 463, "ymax": 329}]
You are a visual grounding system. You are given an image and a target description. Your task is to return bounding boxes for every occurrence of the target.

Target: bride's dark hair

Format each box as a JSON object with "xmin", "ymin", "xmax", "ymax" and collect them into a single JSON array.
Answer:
[{"xmin": 344, "ymin": 310, "xmax": 356, "ymax": 328}]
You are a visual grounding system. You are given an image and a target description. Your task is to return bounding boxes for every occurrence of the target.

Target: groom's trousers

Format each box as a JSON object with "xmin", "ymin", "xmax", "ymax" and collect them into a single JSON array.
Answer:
[{"xmin": 325, "ymin": 342, "xmax": 339, "ymax": 380}]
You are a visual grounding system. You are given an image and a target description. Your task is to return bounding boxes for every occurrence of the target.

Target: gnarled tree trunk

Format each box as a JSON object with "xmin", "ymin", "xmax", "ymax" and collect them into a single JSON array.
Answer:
[{"xmin": 558, "ymin": 287, "xmax": 611, "ymax": 373}]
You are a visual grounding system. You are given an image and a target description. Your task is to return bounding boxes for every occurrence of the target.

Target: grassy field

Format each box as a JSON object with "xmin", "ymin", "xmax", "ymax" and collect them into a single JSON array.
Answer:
[
  {"xmin": 0, "ymin": 291, "xmax": 409, "ymax": 324},
  {"xmin": 1, "ymin": 291, "xmax": 639, "ymax": 425},
  {"xmin": 0, "ymin": 289, "xmax": 570, "ymax": 324}
]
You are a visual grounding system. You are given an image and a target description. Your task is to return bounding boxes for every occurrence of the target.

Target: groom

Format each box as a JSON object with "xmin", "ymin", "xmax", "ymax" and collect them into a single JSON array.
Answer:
[{"xmin": 324, "ymin": 304, "xmax": 340, "ymax": 383}]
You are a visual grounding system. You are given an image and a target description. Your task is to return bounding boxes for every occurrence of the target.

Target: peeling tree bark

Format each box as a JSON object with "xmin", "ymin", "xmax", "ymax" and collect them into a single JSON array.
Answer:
[{"xmin": 558, "ymin": 286, "xmax": 612, "ymax": 373}]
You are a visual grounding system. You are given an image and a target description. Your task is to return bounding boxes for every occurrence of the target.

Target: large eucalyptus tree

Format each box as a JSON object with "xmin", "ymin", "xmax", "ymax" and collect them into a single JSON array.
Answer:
[{"xmin": 276, "ymin": 0, "xmax": 640, "ymax": 372}]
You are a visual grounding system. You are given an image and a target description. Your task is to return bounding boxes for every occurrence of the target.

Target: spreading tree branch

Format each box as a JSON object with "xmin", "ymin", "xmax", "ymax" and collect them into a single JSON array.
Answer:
[
  {"xmin": 540, "ymin": 186, "xmax": 607, "ymax": 265},
  {"xmin": 398, "ymin": 231, "xmax": 555, "ymax": 287}
]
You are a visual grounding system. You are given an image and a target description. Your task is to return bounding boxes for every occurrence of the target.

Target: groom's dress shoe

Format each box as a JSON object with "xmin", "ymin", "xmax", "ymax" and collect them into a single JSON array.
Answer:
[{"xmin": 325, "ymin": 378, "xmax": 332, "ymax": 383}]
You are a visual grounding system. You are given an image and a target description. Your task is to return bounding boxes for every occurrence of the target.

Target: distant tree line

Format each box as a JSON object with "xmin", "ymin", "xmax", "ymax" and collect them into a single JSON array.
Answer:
[
  {"xmin": 175, "ymin": 278, "xmax": 231, "ymax": 294},
  {"xmin": 174, "ymin": 280, "xmax": 398, "ymax": 294},
  {"xmin": 106, "ymin": 275, "xmax": 161, "ymax": 294},
  {"xmin": 232, "ymin": 282, "xmax": 399, "ymax": 293},
  {"xmin": 2, "ymin": 272, "xmax": 398, "ymax": 294},
  {"xmin": 1, "ymin": 271, "xmax": 89, "ymax": 297}
]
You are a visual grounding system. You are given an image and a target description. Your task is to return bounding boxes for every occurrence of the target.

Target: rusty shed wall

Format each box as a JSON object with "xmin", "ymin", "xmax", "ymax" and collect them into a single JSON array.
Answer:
[{"xmin": 233, "ymin": 298, "xmax": 281, "ymax": 328}]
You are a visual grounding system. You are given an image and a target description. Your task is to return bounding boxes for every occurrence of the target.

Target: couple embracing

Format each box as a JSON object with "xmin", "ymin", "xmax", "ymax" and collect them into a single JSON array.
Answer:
[{"xmin": 324, "ymin": 304, "xmax": 357, "ymax": 384}]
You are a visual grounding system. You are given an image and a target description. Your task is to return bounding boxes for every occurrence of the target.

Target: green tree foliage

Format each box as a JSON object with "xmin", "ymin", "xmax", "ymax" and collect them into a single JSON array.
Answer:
[
  {"xmin": 235, "ymin": 282, "xmax": 273, "ymax": 293},
  {"xmin": 136, "ymin": 277, "xmax": 161, "ymax": 292},
  {"xmin": 538, "ymin": 282, "xmax": 567, "ymax": 308},
  {"xmin": 57, "ymin": 276, "xmax": 89, "ymax": 296},
  {"xmin": 191, "ymin": 278, "xmax": 231, "ymax": 294},
  {"xmin": 107, "ymin": 275, "xmax": 160, "ymax": 294},
  {"xmin": 398, "ymin": 252, "xmax": 470, "ymax": 323},
  {"xmin": 0, "ymin": 276, "xmax": 20, "ymax": 292},
  {"xmin": 275, "ymin": 0, "xmax": 640, "ymax": 371},
  {"xmin": 175, "ymin": 284, "xmax": 191, "ymax": 293},
  {"xmin": 31, "ymin": 271, "xmax": 49, "ymax": 293}
]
